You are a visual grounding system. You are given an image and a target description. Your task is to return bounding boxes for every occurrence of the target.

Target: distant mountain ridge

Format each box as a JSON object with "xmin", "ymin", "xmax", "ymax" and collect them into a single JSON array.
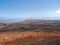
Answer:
[
  {"xmin": 0, "ymin": 17, "xmax": 60, "ymax": 24},
  {"xmin": 0, "ymin": 17, "xmax": 26, "ymax": 23}
]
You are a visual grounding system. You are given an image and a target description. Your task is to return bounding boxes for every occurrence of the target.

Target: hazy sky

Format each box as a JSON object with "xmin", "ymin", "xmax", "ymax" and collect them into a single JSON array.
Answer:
[{"xmin": 0, "ymin": 0, "xmax": 60, "ymax": 20}]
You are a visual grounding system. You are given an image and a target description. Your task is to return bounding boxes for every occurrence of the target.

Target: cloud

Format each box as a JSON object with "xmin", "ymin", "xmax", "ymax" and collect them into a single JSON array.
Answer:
[{"xmin": 56, "ymin": 9, "xmax": 60, "ymax": 14}]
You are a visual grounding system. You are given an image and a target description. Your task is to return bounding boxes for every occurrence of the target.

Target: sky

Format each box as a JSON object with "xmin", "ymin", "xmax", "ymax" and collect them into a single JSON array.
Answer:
[{"xmin": 0, "ymin": 0, "xmax": 60, "ymax": 20}]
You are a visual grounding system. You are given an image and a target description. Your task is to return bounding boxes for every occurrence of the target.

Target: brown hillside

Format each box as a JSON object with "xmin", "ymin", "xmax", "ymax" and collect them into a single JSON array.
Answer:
[{"xmin": 0, "ymin": 31, "xmax": 60, "ymax": 45}]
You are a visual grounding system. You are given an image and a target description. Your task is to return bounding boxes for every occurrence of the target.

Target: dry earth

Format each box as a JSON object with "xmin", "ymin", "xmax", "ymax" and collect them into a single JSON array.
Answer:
[{"xmin": 0, "ymin": 31, "xmax": 60, "ymax": 45}]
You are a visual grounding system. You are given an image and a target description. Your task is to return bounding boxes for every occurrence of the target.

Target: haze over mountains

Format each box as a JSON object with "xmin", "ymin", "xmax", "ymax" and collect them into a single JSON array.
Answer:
[
  {"xmin": 0, "ymin": 17, "xmax": 26, "ymax": 23},
  {"xmin": 0, "ymin": 17, "xmax": 60, "ymax": 24}
]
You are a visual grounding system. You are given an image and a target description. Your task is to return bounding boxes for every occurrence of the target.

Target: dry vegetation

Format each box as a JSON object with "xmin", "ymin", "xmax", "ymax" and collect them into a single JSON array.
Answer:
[
  {"xmin": 0, "ymin": 31, "xmax": 60, "ymax": 45},
  {"xmin": 0, "ymin": 20, "xmax": 60, "ymax": 45},
  {"xmin": 0, "ymin": 20, "xmax": 60, "ymax": 32}
]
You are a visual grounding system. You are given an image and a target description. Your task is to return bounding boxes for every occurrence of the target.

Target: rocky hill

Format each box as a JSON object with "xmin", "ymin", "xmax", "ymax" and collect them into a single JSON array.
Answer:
[{"xmin": 0, "ymin": 20, "xmax": 60, "ymax": 32}]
